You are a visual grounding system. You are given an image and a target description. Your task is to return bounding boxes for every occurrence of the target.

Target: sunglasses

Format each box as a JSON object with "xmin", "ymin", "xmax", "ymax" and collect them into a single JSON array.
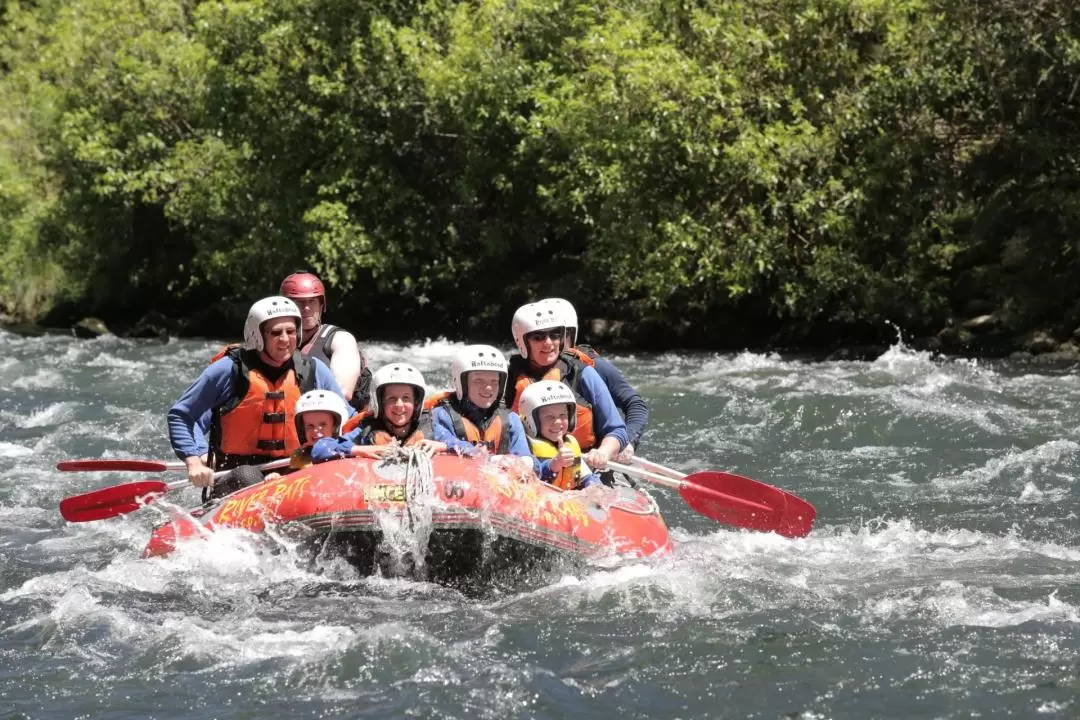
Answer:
[
  {"xmin": 526, "ymin": 330, "xmax": 563, "ymax": 343},
  {"xmin": 266, "ymin": 327, "xmax": 297, "ymax": 338}
]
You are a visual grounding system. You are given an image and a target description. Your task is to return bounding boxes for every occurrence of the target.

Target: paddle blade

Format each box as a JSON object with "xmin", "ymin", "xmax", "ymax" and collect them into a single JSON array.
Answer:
[
  {"xmin": 59, "ymin": 480, "xmax": 170, "ymax": 523},
  {"xmin": 680, "ymin": 471, "xmax": 816, "ymax": 538},
  {"xmin": 57, "ymin": 459, "xmax": 176, "ymax": 473}
]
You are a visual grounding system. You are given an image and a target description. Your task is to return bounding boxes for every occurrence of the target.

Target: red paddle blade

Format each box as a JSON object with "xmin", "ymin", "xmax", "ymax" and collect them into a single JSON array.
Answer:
[
  {"xmin": 680, "ymin": 471, "xmax": 816, "ymax": 538},
  {"xmin": 59, "ymin": 480, "xmax": 170, "ymax": 523},
  {"xmin": 57, "ymin": 459, "xmax": 174, "ymax": 473}
]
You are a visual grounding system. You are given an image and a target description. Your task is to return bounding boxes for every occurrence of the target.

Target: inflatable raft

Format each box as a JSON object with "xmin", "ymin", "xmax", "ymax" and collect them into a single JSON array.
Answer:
[{"xmin": 143, "ymin": 452, "xmax": 672, "ymax": 586}]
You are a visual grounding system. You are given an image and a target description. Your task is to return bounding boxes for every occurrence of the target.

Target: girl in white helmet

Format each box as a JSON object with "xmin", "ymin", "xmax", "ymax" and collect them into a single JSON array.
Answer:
[
  {"xmin": 518, "ymin": 382, "xmax": 600, "ymax": 490},
  {"xmin": 168, "ymin": 296, "xmax": 350, "ymax": 490},
  {"xmin": 312, "ymin": 362, "xmax": 447, "ymax": 460},
  {"xmin": 429, "ymin": 345, "xmax": 533, "ymax": 461}
]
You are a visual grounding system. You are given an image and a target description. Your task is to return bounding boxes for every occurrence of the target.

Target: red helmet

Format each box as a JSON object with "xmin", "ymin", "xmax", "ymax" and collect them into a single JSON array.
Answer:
[{"xmin": 279, "ymin": 272, "xmax": 325, "ymax": 301}]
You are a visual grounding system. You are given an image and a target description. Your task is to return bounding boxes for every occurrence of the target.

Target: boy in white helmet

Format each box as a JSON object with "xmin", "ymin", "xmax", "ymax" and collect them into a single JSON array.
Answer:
[
  {"xmin": 264, "ymin": 389, "xmax": 351, "ymax": 480},
  {"xmin": 168, "ymin": 296, "xmax": 351, "ymax": 490},
  {"xmin": 518, "ymin": 382, "xmax": 601, "ymax": 490},
  {"xmin": 430, "ymin": 345, "xmax": 533, "ymax": 460}
]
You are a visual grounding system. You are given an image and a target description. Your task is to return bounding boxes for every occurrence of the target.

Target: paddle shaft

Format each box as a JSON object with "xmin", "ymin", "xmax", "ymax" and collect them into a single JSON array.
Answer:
[
  {"xmin": 57, "ymin": 458, "xmax": 188, "ymax": 473},
  {"xmin": 607, "ymin": 461, "xmax": 684, "ymax": 490},
  {"xmin": 632, "ymin": 456, "xmax": 687, "ymax": 480},
  {"xmin": 139, "ymin": 459, "xmax": 291, "ymax": 488}
]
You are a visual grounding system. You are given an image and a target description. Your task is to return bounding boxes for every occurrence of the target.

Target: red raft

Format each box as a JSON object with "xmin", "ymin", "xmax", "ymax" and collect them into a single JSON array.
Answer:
[{"xmin": 144, "ymin": 453, "xmax": 672, "ymax": 586}]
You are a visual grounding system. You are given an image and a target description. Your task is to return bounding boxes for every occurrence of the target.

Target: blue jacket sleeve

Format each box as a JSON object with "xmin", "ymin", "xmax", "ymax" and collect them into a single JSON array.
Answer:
[
  {"xmin": 536, "ymin": 458, "xmax": 556, "ymax": 481},
  {"xmin": 190, "ymin": 410, "xmax": 211, "ymax": 456},
  {"xmin": 168, "ymin": 358, "xmax": 236, "ymax": 459},
  {"xmin": 592, "ymin": 357, "xmax": 649, "ymax": 447},
  {"xmin": 505, "ymin": 413, "xmax": 534, "ymax": 459},
  {"xmin": 312, "ymin": 359, "xmax": 355, "ymax": 418},
  {"xmin": 431, "ymin": 406, "xmax": 479, "ymax": 455},
  {"xmin": 579, "ymin": 366, "xmax": 629, "ymax": 450}
]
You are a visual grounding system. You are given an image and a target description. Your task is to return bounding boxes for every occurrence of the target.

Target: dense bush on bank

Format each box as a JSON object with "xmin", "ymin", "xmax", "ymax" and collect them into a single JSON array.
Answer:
[{"xmin": 1, "ymin": 0, "xmax": 1078, "ymax": 351}]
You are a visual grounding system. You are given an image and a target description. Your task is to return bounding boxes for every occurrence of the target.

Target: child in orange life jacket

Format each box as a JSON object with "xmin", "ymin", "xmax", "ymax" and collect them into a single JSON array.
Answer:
[
  {"xmin": 518, "ymin": 382, "xmax": 601, "ymax": 490},
  {"xmin": 312, "ymin": 362, "xmax": 447, "ymax": 461},
  {"xmin": 264, "ymin": 390, "xmax": 350, "ymax": 480},
  {"xmin": 431, "ymin": 345, "xmax": 533, "ymax": 463}
]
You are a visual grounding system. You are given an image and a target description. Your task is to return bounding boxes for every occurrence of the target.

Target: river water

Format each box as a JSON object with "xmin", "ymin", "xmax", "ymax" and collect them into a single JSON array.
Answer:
[{"xmin": 2, "ymin": 329, "xmax": 1079, "ymax": 718}]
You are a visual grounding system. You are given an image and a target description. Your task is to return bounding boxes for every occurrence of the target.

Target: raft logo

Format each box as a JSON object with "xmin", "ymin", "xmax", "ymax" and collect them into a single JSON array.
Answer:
[{"xmin": 468, "ymin": 360, "xmax": 503, "ymax": 369}]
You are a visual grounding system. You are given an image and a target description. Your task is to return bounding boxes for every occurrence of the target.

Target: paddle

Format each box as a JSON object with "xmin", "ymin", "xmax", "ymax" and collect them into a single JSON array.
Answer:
[
  {"xmin": 56, "ymin": 458, "xmax": 187, "ymax": 473},
  {"xmin": 58, "ymin": 458, "xmax": 293, "ymax": 523},
  {"xmin": 607, "ymin": 460, "xmax": 816, "ymax": 538},
  {"xmin": 60, "ymin": 479, "xmax": 190, "ymax": 522}
]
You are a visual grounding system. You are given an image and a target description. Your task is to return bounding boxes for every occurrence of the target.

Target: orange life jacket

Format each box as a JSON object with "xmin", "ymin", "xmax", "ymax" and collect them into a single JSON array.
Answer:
[
  {"xmin": 341, "ymin": 408, "xmax": 371, "ymax": 435},
  {"xmin": 506, "ymin": 353, "xmax": 596, "ymax": 451},
  {"xmin": 565, "ymin": 346, "xmax": 597, "ymax": 367},
  {"xmin": 353, "ymin": 412, "xmax": 434, "ymax": 446},
  {"xmin": 432, "ymin": 392, "xmax": 511, "ymax": 454},
  {"xmin": 208, "ymin": 347, "xmax": 316, "ymax": 464}
]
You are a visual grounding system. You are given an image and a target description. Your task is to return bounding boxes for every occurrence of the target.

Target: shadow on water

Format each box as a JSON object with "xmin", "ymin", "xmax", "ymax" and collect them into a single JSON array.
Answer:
[{"xmin": 298, "ymin": 527, "xmax": 588, "ymax": 599}]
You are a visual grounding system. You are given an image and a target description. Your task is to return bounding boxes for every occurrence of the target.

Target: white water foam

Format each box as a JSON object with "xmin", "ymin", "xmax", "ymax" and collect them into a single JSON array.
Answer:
[
  {"xmin": 10, "ymin": 369, "xmax": 66, "ymax": 390},
  {"xmin": 0, "ymin": 441, "xmax": 33, "ymax": 458},
  {"xmin": 6, "ymin": 402, "xmax": 78, "ymax": 429}
]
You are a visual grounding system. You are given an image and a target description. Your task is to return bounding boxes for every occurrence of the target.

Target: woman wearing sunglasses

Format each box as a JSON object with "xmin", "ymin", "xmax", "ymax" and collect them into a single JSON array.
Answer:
[{"xmin": 505, "ymin": 302, "xmax": 629, "ymax": 473}]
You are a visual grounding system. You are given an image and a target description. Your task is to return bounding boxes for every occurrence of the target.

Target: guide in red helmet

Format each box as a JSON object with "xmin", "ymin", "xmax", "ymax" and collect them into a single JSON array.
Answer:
[{"xmin": 279, "ymin": 271, "xmax": 371, "ymax": 411}]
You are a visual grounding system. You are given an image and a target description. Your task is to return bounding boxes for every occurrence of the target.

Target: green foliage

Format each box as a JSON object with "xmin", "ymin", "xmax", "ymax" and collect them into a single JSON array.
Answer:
[{"xmin": 1, "ymin": 0, "xmax": 1078, "ymax": 345}]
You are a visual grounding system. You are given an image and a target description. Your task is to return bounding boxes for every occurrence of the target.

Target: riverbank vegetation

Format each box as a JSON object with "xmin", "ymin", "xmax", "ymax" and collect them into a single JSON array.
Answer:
[{"xmin": 2, "ymin": 0, "xmax": 1079, "ymax": 354}]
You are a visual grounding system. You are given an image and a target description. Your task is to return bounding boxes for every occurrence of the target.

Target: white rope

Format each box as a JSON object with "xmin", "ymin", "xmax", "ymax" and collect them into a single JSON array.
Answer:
[{"xmin": 373, "ymin": 446, "xmax": 435, "ymax": 578}]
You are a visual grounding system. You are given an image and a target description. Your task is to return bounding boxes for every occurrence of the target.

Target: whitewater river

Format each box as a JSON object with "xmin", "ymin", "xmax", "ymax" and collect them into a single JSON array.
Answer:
[{"xmin": 2, "ymin": 329, "xmax": 1079, "ymax": 719}]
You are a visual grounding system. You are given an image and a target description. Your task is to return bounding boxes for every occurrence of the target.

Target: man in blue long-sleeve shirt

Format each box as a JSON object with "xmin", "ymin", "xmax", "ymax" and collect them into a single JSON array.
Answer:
[
  {"xmin": 540, "ymin": 298, "xmax": 650, "ymax": 458},
  {"xmin": 168, "ymin": 296, "xmax": 350, "ymax": 490}
]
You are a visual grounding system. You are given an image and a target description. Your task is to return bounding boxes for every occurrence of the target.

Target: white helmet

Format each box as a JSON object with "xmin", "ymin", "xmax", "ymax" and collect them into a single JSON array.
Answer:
[
  {"xmin": 451, "ymin": 344, "xmax": 508, "ymax": 401},
  {"xmin": 518, "ymin": 381, "xmax": 577, "ymax": 436},
  {"xmin": 540, "ymin": 298, "xmax": 578, "ymax": 348},
  {"xmin": 243, "ymin": 296, "xmax": 302, "ymax": 352},
  {"xmin": 370, "ymin": 362, "xmax": 427, "ymax": 422},
  {"xmin": 294, "ymin": 389, "xmax": 349, "ymax": 443},
  {"xmin": 511, "ymin": 302, "xmax": 564, "ymax": 357}
]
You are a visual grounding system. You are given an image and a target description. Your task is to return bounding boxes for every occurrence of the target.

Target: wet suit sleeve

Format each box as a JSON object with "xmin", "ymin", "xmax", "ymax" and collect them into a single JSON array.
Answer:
[
  {"xmin": 167, "ymin": 358, "xmax": 236, "ymax": 460},
  {"xmin": 592, "ymin": 356, "xmax": 649, "ymax": 447},
  {"xmin": 579, "ymin": 366, "xmax": 630, "ymax": 450},
  {"xmin": 431, "ymin": 406, "xmax": 479, "ymax": 456}
]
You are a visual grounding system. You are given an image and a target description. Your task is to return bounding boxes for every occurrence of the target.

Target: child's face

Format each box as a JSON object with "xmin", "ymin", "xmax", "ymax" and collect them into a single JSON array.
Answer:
[
  {"xmin": 302, "ymin": 411, "xmax": 337, "ymax": 444},
  {"xmin": 537, "ymin": 405, "xmax": 569, "ymax": 442},
  {"xmin": 381, "ymin": 384, "xmax": 416, "ymax": 428},
  {"xmin": 466, "ymin": 371, "xmax": 501, "ymax": 409}
]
